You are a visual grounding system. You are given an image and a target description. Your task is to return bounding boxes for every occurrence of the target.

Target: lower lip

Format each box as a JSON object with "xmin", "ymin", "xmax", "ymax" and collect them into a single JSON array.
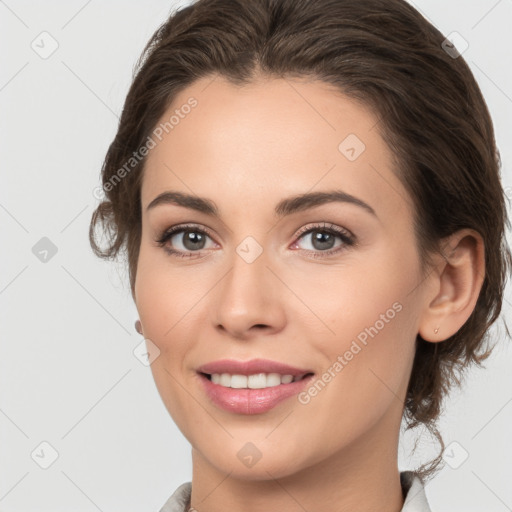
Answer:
[{"xmin": 197, "ymin": 373, "xmax": 315, "ymax": 415}]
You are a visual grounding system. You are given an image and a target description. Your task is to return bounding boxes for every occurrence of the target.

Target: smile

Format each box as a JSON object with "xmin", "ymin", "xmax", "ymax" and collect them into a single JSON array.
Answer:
[
  {"xmin": 204, "ymin": 372, "xmax": 311, "ymax": 388},
  {"xmin": 197, "ymin": 371, "xmax": 315, "ymax": 414}
]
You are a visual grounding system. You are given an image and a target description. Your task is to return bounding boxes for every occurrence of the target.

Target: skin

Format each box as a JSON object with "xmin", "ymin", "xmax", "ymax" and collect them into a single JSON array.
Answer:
[{"xmin": 134, "ymin": 74, "xmax": 485, "ymax": 512}]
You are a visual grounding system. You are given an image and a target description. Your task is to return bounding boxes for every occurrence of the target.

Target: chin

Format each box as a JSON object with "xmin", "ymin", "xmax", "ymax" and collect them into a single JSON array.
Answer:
[{"xmin": 197, "ymin": 441, "xmax": 309, "ymax": 481}]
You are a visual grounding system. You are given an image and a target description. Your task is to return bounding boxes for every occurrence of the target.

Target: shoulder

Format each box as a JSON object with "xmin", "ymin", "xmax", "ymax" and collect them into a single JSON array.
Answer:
[
  {"xmin": 400, "ymin": 471, "xmax": 434, "ymax": 512},
  {"xmin": 158, "ymin": 481, "xmax": 192, "ymax": 512}
]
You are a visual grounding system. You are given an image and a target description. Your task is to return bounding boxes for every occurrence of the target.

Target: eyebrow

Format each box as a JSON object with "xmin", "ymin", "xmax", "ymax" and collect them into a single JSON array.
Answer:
[{"xmin": 146, "ymin": 189, "xmax": 377, "ymax": 218}]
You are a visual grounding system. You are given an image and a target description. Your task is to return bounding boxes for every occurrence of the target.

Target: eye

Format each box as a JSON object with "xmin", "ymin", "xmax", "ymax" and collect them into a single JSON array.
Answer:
[
  {"xmin": 155, "ymin": 222, "xmax": 356, "ymax": 259},
  {"xmin": 155, "ymin": 223, "xmax": 217, "ymax": 258},
  {"xmin": 291, "ymin": 222, "xmax": 356, "ymax": 258}
]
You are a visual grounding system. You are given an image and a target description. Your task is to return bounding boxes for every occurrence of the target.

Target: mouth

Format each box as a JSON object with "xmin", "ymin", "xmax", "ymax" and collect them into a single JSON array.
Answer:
[
  {"xmin": 195, "ymin": 358, "xmax": 316, "ymax": 414},
  {"xmin": 199, "ymin": 371, "xmax": 315, "ymax": 389},
  {"xmin": 196, "ymin": 370, "xmax": 316, "ymax": 414}
]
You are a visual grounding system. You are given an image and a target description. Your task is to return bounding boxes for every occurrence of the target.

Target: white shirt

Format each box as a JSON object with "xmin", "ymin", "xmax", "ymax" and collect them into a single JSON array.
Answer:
[{"xmin": 159, "ymin": 470, "xmax": 433, "ymax": 512}]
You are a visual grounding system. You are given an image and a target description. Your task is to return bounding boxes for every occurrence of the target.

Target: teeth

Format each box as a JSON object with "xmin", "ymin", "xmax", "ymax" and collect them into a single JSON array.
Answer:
[{"xmin": 210, "ymin": 372, "xmax": 299, "ymax": 388}]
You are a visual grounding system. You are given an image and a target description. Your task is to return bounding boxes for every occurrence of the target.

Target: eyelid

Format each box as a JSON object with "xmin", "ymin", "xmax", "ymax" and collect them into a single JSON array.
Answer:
[
  {"xmin": 155, "ymin": 222, "xmax": 216, "ymax": 244},
  {"xmin": 293, "ymin": 221, "xmax": 354, "ymax": 240}
]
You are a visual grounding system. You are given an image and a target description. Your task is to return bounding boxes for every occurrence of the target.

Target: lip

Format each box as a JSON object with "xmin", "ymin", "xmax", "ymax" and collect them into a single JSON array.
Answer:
[
  {"xmin": 196, "ymin": 358, "xmax": 315, "ymax": 415},
  {"xmin": 196, "ymin": 358, "xmax": 313, "ymax": 377}
]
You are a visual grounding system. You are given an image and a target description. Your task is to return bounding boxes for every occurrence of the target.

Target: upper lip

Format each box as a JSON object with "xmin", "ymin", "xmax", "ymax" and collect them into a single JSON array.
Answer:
[{"xmin": 197, "ymin": 358, "xmax": 314, "ymax": 377}]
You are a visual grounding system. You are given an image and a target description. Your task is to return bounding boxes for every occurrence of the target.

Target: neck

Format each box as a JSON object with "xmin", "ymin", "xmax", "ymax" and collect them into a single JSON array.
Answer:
[{"xmin": 188, "ymin": 408, "xmax": 405, "ymax": 512}]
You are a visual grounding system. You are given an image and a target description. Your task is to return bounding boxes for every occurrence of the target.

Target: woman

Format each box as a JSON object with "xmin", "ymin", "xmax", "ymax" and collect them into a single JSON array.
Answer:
[{"xmin": 89, "ymin": 0, "xmax": 511, "ymax": 510}]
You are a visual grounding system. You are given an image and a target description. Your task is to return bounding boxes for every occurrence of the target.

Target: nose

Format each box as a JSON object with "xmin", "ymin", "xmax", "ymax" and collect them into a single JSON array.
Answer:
[{"xmin": 212, "ymin": 246, "xmax": 286, "ymax": 340}]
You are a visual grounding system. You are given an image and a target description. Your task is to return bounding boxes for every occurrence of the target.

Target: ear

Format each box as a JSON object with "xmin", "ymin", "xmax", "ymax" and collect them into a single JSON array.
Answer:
[{"xmin": 418, "ymin": 228, "xmax": 485, "ymax": 342}]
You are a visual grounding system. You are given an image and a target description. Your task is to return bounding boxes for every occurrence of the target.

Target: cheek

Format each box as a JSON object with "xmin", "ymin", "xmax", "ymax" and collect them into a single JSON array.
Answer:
[
  {"xmin": 135, "ymin": 252, "xmax": 201, "ymax": 435},
  {"xmin": 146, "ymin": 356, "xmax": 201, "ymax": 449},
  {"xmin": 295, "ymin": 296, "xmax": 417, "ymax": 452},
  {"xmin": 325, "ymin": 238, "xmax": 421, "ymax": 348},
  {"xmin": 296, "ymin": 244, "xmax": 421, "ymax": 408},
  {"xmin": 134, "ymin": 244, "xmax": 202, "ymax": 344},
  {"xmin": 134, "ymin": 248, "xmax": 208, "ymax": 409}
]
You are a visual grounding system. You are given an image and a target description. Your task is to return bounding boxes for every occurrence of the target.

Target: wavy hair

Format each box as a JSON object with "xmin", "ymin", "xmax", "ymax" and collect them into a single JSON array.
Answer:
[{"xmin": 89, "ymin": 0, "xmax": 512, "ymax": 482}]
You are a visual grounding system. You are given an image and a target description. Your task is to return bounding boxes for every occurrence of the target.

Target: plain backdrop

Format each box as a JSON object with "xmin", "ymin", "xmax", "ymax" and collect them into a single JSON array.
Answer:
[{"xmin": 1, "ymin": 1, "xmax": 511, "ymax": 511}]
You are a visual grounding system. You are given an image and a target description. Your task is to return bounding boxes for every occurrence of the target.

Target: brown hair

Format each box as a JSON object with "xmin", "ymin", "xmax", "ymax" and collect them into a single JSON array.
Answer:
[{"xmin": 89, "ymin": 0, "xmax": 512, "ymax": 481}]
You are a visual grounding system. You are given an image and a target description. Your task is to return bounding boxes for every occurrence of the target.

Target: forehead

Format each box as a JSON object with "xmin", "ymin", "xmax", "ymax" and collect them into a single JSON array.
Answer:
[{"xmin": 141, "ymin": 75, "xmax": 412, "ymax": 223}]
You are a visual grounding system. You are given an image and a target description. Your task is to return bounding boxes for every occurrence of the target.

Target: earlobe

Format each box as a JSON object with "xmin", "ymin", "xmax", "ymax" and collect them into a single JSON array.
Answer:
[{"xmin": 418, "ymin": 229, "xmax": 485, "ymax": 343}]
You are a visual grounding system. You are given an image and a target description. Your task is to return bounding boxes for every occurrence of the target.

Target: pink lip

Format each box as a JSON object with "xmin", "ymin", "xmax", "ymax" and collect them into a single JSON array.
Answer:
[
  {"xmin": 197, "ymin": 358, "xmax": 313, "ymax": 377},
  {"xmin": 196, "ymin": 358, "xmax": 315, "ymax": 415}
]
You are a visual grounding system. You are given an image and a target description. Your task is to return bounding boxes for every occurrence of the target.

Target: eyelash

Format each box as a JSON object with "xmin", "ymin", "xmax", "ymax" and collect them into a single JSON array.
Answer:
[{"xmin": 155, "ymin": 222, "xmax": 356, "ymax": 259}]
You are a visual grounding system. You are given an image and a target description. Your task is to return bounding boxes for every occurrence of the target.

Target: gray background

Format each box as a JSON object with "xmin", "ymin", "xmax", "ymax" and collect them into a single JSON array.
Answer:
[{"xmin": 1, "ymin": 0, "xmax": 511, "ymax": 510}]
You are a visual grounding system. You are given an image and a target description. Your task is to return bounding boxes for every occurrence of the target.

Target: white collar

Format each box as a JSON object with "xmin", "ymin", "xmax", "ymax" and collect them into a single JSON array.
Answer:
[{"xmin": 159, "ymin": 471, "xmax": 433, "ymax": 512}]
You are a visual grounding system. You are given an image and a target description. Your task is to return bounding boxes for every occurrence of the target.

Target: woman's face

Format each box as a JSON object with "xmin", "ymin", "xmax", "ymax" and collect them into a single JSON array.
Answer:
[{"xmin": 135, "ymin": 75, "xmax": 432, "ymax": 479}]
